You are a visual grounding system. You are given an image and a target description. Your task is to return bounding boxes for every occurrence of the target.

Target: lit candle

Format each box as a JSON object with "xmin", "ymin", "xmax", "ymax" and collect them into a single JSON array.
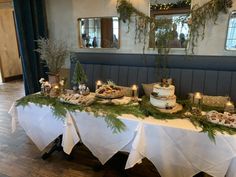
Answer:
[
  {"xmin": 54, "ymin": 85, "xmax": 59, "ymax": 89},
  {"xmin": 132, "ymin": 84, "xmax": 138, "ymax": 98},
  {"xmin": 45, "ymin": 81, "xmax": 49, "ymax": 86},
  {"xmin": 194, "ymin": 92, "xmax": 202, "ymax": 107},
  {"xmin": 224, "ymin": 101, "xmax": 235, "ymax": 113},
  {"xmin": 194, "ymin": 92, "xmax": 202, "ymax": 99},
  {"xmin": 59, "ymin": 80, "xmax": 64, "ymax": 86},
  {"xmin": 96, "ymin": 80, "xmax": 102, "ymax": 90}
]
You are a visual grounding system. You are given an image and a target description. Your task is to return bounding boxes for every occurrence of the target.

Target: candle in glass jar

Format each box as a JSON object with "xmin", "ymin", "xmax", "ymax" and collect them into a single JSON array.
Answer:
[
  {"xmin": 194, "ymin": 92, "xmax": 202, "ymax": 105},
  {"xmin": 194, "ymin": 92, "xmax": 202, "ymax": 99},
  {"xmin": 96, "ymin": 80, "xmax": 102, "ymax": 90},
  {"xmin": 54, "ymin": 85, "xmax": 59, "ymax": 89},
  {"xmin": 132, "ymin": 84, "xmax": 138, "ymax": 98},
  {"xmin": 224, "ymin": 101, "xmax": 235, "ymax": 113}
]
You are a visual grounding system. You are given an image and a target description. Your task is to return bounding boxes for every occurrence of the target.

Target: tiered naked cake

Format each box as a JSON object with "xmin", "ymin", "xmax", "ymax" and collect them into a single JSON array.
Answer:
[
  {"xmin": 150, "ymin": 83, "xmax": 176, "ymax": 109},
  {"xmin": 150, "ymin": 79, "xmax": 182, "ymax": 113}
]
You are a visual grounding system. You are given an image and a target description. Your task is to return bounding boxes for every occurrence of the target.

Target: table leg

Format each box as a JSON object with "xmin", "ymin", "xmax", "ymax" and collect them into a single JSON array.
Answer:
[{"xmin": 41, "ymin": 135, "xmax": 63, "ymax": 160}]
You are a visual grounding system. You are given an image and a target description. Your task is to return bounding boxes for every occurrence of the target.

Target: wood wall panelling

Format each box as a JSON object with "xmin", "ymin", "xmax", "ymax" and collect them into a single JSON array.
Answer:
[
  {"xmin": 137, "ymin": 67, "xmax": 148, "ymax": 94},
  {"xmin": 169, "ymin": 68, "xmax": 181, "ymax": 97},
  {"xmin": 70, "ymin": 53, "xmax": 236, "ymax": 102},
  {"xmin": 93, "ymin": 64, "xmax": 102, "ymax": 79},
  {"xmin": 204, "ymin": 71, "xmax": 218, "ymax": 96},
  {"xmin": 192, "ymin": 70, "xmax": 205, "ymax": 93},
  {"xmin": 81, "ymin": 64, "xmax": 87, "ymax": 73},
  {"xmin": 85, "ymin": 64, "xmax": 94, "ymax": 90},
  {"xmin": 147, "ymin": 67, "xmax": 157, "ymax": 84},
  {"xmin": 0, "ymin": 0, "xmax": 12, "ymax": 3},
  {"xmin": 180, "ymin": 70, "xmax": 193, "ymax": 98},
  {"xmin": 109, "ymin": 65, "xmax": 119, "ymax": 84},
  {"xmin": 230, "ymin": 72, "xmax": 236, "ymax": 101},
  {"xmin": 0, "ymin": 7, "xmax": 22, "ymax": 80},
  {"xmin": 127, "ymin": 67, "xmax": 138, "ymax": 87},
  {"xmin": 101, "ymin": 65, "xmax": 111, "ymax": 81},
  {"xmin": 0, "ymin": 2, "xmax": 12, "ymax": 9},
  {"xmin": 217, "ymin": 71, "xmax": 231, "ymax": 96},
  {"xmin": 118, "ymin": 66, "xmax": 129, "ymax": 86}
]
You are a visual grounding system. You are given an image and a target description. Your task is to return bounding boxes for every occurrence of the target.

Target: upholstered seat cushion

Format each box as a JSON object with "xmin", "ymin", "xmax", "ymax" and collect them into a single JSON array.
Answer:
[
  {"xmin": 142, "ymin": 83, "xmax": 156, "ymax": 97},
  {"xmin": 118, "ymin": 86, "xmax": 132, "ymax": 97},
  {"xmin": 189, "ymin": 93, "xmax": 229, "ymax": 107}
]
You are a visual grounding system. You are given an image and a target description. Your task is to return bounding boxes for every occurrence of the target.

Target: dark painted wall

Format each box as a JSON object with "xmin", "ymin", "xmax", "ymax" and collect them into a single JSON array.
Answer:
[{"xmin": 70, "ymin": 52, "xmax": 236, "ymax": 101}]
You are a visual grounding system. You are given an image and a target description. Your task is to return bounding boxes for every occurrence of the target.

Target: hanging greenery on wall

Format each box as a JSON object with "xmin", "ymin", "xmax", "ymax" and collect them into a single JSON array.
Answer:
[
  {"xmin": 189, "ymin": 0, "xmax": 232, "ymax": 53},
  {"xmin": 116, "ymin": 0, "xmax": 233, "ymax": 54},
  {"xmin": 150, "ymin": 0, "xmax": 191, "ymax": 11}
]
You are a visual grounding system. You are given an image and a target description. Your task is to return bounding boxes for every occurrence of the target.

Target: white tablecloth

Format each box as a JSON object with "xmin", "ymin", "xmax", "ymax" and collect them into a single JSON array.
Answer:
[
  {"xmin": 9, "ymin": 103, "xmax": 236, "ymax": 177},
  {"xmin": 8, "ymin": 103, "xmax": 80, "ymax": 154}
]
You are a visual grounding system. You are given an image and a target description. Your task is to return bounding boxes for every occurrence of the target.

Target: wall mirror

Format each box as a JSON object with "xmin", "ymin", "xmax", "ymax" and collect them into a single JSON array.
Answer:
[
  {"xmin": 149, "ymin": 0, "xmax": 191, "ymax": 49},
  {"xmin": 78, "ymin": 17, "xmax": 119, "ymax": 49},
  {"xmin": 225, "ymin": 11, "xmax": 236, "ymax": 50}
]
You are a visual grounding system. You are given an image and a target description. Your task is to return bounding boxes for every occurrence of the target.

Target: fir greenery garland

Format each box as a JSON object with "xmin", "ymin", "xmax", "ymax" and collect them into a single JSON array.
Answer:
[{"xmin": 16, "ymin": 94, "xmax": 236, "ymax": 141}]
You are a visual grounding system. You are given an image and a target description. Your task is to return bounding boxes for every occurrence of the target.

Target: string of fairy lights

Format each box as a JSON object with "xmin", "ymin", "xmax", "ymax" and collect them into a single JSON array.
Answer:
[{"xmin": 150, "ymin": 0, "xmax": 191, "ymax": 11}]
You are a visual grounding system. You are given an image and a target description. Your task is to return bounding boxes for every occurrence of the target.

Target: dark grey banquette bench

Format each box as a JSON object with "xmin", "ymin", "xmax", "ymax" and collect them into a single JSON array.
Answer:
[{"xmin": 70, "ymin": 52, "xmax": 236, "ymax": 102}]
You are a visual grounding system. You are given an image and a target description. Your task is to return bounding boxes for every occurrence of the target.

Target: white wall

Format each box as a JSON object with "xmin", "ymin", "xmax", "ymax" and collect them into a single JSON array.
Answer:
[
  {"xmin": 191, "ymin": 0, "xmax": 236, "ymax": 56},
  {"xmin": 45, "ymin": 0, "xmax": 236, "ymax": 68}
]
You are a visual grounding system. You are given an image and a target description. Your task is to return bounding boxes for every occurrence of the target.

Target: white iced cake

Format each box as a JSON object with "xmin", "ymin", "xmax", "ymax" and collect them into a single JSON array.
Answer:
[{"xmin": 150, "ymin": 83, "xmax": 176, "ymax": 109}]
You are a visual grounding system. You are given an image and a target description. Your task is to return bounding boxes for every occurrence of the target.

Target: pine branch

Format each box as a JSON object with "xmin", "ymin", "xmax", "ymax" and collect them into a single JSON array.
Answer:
[{"xmin": 16, "ymin": 94, "xmax": 236, "ymax": 140}]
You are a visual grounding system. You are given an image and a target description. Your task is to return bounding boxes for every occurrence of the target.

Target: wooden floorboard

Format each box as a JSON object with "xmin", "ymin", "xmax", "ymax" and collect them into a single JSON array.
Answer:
[{"xmin": 0, "ymin": 80, "xmax": 211, "ymax": 177}]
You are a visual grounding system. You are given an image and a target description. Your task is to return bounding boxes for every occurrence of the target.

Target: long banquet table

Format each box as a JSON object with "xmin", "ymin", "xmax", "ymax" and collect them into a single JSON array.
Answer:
[{"xmin": 9, "ymin": 103, "xmax": 236, "ymax": 177}]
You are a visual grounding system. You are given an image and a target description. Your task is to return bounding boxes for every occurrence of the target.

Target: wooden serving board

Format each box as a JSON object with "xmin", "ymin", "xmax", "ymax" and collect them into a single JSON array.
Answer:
[
  {"xmin": 95, "ymin": 93, "xmax": 124, "ymax": 99},
  {"xmin": 97, "ymin": 96, "xmax": 132, "ymax": 105},
  {"xmin": 156, "ymin": 103, "xmax": 183, "ymax": 114}
]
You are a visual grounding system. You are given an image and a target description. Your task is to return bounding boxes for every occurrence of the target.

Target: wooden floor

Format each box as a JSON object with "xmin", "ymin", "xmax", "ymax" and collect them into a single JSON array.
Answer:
[{"xmin": 0, "ymin": 81, "xmax": 210, "ymax": 177}]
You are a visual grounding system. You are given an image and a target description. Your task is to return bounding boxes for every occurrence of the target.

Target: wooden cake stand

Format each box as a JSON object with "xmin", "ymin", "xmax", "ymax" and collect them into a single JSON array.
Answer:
[{"xmin": 157, "ymin": 103, "xmax": 183, "ymax": 114}]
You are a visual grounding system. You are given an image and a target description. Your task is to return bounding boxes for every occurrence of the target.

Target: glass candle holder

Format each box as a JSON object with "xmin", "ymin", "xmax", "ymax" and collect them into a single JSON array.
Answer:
[
  {"xmin": 54, "ymin": 85, "xmax": 60, "ymax": 95},
  {"xmin": 96, "ymin": 80, "xmax": 102, "ymax": 90},
  {"xmin": 131, "ymin": 84, "xmax": 138, "ymax": 101},
  {"xmin": 194, "ymin": 92, "xmax": 202, "ymax": 108},
  {"xmin": 224, "ymin": 101, "xmax": 235, "ymax": 113}
]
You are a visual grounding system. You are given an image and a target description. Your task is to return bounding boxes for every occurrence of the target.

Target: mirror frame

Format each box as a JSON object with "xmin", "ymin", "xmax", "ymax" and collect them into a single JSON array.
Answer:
[
  {"xmin": 78, "ymin": 16, "xmax": 120, "ymax": 49},
  {"xmin": 225, "ymin": 11, "xmax": 236, "ymax": 51}
]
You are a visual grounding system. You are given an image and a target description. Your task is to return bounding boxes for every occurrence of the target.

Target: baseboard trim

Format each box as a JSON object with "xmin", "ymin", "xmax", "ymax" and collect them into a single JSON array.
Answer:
[{"xmin": 4, "ymin": 75, "xmax": 23, "ymax": 82}]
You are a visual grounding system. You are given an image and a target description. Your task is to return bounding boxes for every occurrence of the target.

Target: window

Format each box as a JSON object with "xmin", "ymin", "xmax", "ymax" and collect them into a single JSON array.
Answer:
[{"xmin": 225, "ymin": 11, "xmax": 236, "ymax": 50}]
